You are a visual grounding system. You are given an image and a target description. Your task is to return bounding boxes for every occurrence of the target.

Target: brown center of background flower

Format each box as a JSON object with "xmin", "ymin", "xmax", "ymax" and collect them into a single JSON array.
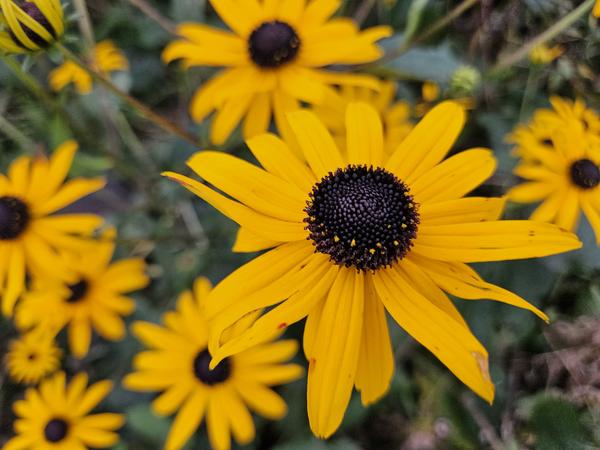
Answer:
[
  {"xmin": 44, "ymin": 418, "xmax": 69, "ymax": 443},
  {"xmin": 8, "ymin": 2, "xmax": 56, "ymax": 48},
  {"xmin": 0, "ymin": 196, "xmax": 30, "ymax": 240},
  {"xmin": 570, "ymin": 159, "xmax": 600, "ymax": 189},
  {"xmin": 248, "ymin": 21, "xmax": 300, "ymax": 68},
  {"xmin": 193, "ymin": 349, "xmax": 231, "ymax": 385}
]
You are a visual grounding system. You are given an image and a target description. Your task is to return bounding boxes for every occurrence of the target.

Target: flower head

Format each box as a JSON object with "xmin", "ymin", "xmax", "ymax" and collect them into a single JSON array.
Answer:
[
  {"xmin": 5, "ymin": 330, "xmax": 61, "ymax": 384},
  {"xmin": 594, "ymin": 0, "xmax": 600, "ymax": 18},
  {"xmin": 0, "ymin": 140, "xmax": 105, "ymax": 316},
  {"xmin": 0, "ymin": 0, "xmax": 64, "ymax": 54},
  {"xmin": 162, "ymin": 0, "xmax": 391, "ymax": 145},
  {"xmin": 508, "ymin": 98, "xmax": 600, "ymax": 244},
  {"xmin": 16, "ymin": 227, "xmax": 148, "ymax": 358},
  {"xmin": 529, "ymin": 44, "xmax": 564, "ymax": 65},
  {"xmin": 49, "ymin": 40, "xmax": 129, "ymax": 95},
  {"xmin": 163, "ymin": 101, "xmax": 581, "ymax": 438},
  {"xmin": 4, "ymin": 371, "xmax": 123, "ymax": 450},
  {"xmin": 124, "ymin": 276, "xmax": 303, "ymax": 450}
]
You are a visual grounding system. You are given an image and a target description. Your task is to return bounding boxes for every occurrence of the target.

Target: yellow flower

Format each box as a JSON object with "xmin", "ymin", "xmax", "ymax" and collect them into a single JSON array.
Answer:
[
  {"xmin": 4, "ymin": 371, "xmax": 123, "ymax": 450},
  {"xmin": 5, "ymin": 330, "xmax": 61, "ymax": 384},
  {"xmin": 594, "ymin": 0, "xmax": 600, "ymax": 17},
  {"xmin": 508, "ymin": 101, "xmax": 600, "ymax": 244},
  {"xmin": 0, "ymin": 0, "xmax": 64, "ymax": 54},
  {"xmin": 163, "ymin": 102, "xmax": 581, "ymax": 438},
  {"xmin": 16, "ymin": 227, "xmax": 149, "ymax": 358},
  {"xmin": 162, "ymin": 0, "xmax": 391, "ymax": 146},
  {"xmin": 123, "ymin": 276, "xmax": 303, "ymax": 450},
  {"xmin": 49, "ymin": 40, "xmax": 129, "ymax": 95},
  {"xmin": 0, "ymin": 140, "xmax": 105, "ymax": 316},
  {"xmin": 529, "ymin": 44, "xmax": 564, "ymax": 65},
  {"xmin": 311, "ymin": 80, "xmax": 413, "ymax": 156},
  {"xmin": 415, "ymin": 80, "xmax": 474, "ymax": 117}
]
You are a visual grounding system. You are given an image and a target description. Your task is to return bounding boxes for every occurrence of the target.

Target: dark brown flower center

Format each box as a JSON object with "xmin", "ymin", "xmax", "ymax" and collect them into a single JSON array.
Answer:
[
  {"xmin": 67, "ymin": 279, "xmax": 89, "ymax": 303},
  {"xmin": 8, "ymin": 2, "xmax": 56, "ymax": 49},
  {"xmin": 0, "ymin": 196, "xmax": 30, "ymax": 240},
  {"xmin": 248, "ymin": 21, "xmax": 300, "ymax": 68},
  {"xmin": 44, "ymin": 418, "xmax": 69, "ymax": 443},
  {"xmin": 193, "ymin": 349, "xmax": 231, "ymax": 385},
  {"xmin": 305, "ymin": 165, "xmax": 420, "ymax": 271},
  {"xmin": 570, "ymin": 159, "xmax": 600, "ymax": 189}
]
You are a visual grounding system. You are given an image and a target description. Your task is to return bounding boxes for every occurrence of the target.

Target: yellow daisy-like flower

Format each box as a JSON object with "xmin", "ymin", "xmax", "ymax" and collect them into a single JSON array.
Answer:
[
  {"xmin": 15, "ymin": 227, "xmax": 149, "ymax": 358},
  {"xmin": 508, "ymin": 106, "xmax": 600, "ymax": 244},
  {"xmin": 594, "ymin": 0, "xmax": 600, "ymax": 17},
  {"xmin": 4, "ymin": 371, "xmax": 123, "ymax": 450},
  {"xmin": 123, "ymin": 276, "xmax": 303, "ymax": 450},
  {"xmin": 163, "ymin": 101, "xmax": 582, "ymax": 438},
  {"xmin": 0, "ymin": 0, "xmax": 64, "ymax": 54},
  {"xmin": 0, "ymin": 140, "xmax": 105, "ymax": 316},
  {"xmin": 312, "ymin": 80, "xmax": 413, "ymax": 156},
  {"xmin": 6, "ymin": 330, "xmax": 61, "ymax": 384},
  {"xmin": 162, "ymin": 0, "xmax": 391, "ymax": 146},
  {"xmin": 49, "ymin": 40, "xmax": 129, "ymax": 95},
  {"xmin": 529, "ymin": 44, "xmax": 564, "ymax": 65}
]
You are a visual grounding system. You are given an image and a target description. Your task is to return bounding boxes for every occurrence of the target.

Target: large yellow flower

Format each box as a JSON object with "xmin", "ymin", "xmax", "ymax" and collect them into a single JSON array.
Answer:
[
  {"xmin": 5, "ymin": 330, "xmax": 61, "ymax": 384},
  {"xmin": 4, "ymin": 371, "xmax": 123, "ymax": 450},
  {"xmin": 0, "ymin": 0, "xmax": 64, "ymax": 54},
  {"xmin": 0, "ymin": 140, "xmax": 105, "ymax": 316},
  {"xmin": 162, "ymin": 0, "xmax": 390, "ymax": 146},
  {"xmin": 163, "ymin": 101, "xmax": 581, "ymax": 438},
  {"xmin": 49, "ymin": 40, "xmax": 129, "ymax": 95},
  {"xmin": 123, "ymin": 276, "xmax": 303, "ymax": 450},
  {"xmin": 312, "ymin": 80, "xmax": 413, "ymax": 156},
  {"xmin": 16, "ymin": 227, "xmax": 149, "ymax": 358},
  {"xmin": 508, "ymin": 101, "xmax": 600, "ymax": 244}
]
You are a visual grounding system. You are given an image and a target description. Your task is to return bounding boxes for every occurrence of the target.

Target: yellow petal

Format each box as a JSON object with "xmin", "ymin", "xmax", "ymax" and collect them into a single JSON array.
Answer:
[
  {"xmin": 232, "ymin": 227, "xmax": 280, "ymax": 253},
  {"xmin": 420, "ymin": 197, "xmax": 507, "ymax": 226},
  {"xmin": 165, "ymin": 388, "xmax": 208, "ymax": 450},
  {"xmin": 346, "ymin": 102, "xmax": 384, "ymax": 167}
]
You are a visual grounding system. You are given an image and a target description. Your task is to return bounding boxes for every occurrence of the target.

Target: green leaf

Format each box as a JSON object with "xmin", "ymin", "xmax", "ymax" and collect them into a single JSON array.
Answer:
[
  {"xmin": 126, "ymin": 403, "xmax": 172, "ymax": 445},
  {"xmin": 404, "ymin": 0, "xmax": 430, "ymax": 42}
]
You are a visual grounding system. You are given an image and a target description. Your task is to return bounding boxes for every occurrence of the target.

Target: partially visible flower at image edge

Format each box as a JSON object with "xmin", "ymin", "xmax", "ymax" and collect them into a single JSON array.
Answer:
[
  {"xmin": 0, "ymin": 140, "xmax": 105, "ymax": 316},
  {"xmin": 124, "ymin": 276, "xmax": 303, "ymax": 450},
  {"xmin": 5, "ymin": 329, "xmax": 61, "ymax": 385},
  {"xmin": 594, "ymin": 0, "xmax": 600, "ymax": 18},
  {"xmin": 162, "ymin": 0, "xmax": 391, "ymax": 146},
  {"xmin": 163, "ymin": 101, "xmax": 581, "ymax": 438},
  {"xmin": 508, "ymin": 98, "xmax": 600, "ymax": 244},
  {"xmin": 49, "ymin": 40, "xmax": 129, "ymax": 95},
  {"xmin": 0, "ymin": 0, "xmax": 64, "ymax": 54},
  {"xmin": 16, "ymin": 226, "xmax": 149, "ymax": 358},
  {"xmin": 4, "ymin": 371, "xmax": 123, "ymax": 450}
]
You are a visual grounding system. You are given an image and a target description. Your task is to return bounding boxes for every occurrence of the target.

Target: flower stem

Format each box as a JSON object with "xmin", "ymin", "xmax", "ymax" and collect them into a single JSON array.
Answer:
[
  {"xmin": 127, "ymin": 0, "xmax": 177, "ymax": 35},
  {"xmin": 55, "ymin": 42, "xmax": 198, "ymax": 146},
  {"xmin": 490, "ymin": 0, "xmax": 595, "ymax": 73}
]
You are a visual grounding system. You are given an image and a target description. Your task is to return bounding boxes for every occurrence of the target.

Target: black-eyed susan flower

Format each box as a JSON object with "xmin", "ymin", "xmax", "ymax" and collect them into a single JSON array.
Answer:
[
  {"xmin": 16, "ymin": 227, "xmax": 148, "ymax": 358},
  {"xmin": 5, "ymin": 330, "xmax": 61, "ymax": 384},
  {"xmin": 163, "ymin": 101, "xmax": 582, "ymax": 438},
  {"xmin": 49, "ymin": 40, "xmax": 129, "ymax": 95},
  {"xmin": 0, "ymin": 0, "xmax": 64, "ymax": 54},
  {"xmin": 4, "ymin": 371, "xmax": 123, "ymax": 450},
  {"xmin": 162, "ymin": 0, "xmax": 391, "ymax": 145},
  {"xmin": 0, "ymin": 140, "xmax": 105, "ymax": 316},
  {"xmin": 312, "ymin": 80, "xmax": 413, "ymax": 156},
  {"xmin": 123, "ymin": 276, "xmax": 303, "ymax": 450},
  {"xmin": 508, "ymin": 101, "xmax": 600, "ymax": 244}
]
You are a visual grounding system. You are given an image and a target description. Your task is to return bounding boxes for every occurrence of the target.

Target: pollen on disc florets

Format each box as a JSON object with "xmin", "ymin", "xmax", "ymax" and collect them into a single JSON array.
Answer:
[
  {"xmin": 0, "ymin": 196, "xmax": 31, "ymax": 240},
  {"xmin": 570, "ymin": 159, "xmax": 600, "ymax": 189},
  {"xmin": 193, "ymin": 349, "xmax": 231, "ymax": 385},
  {"xmin": 305, "ymin": 165, "xmax": 420, "ymax": 272},
  {"xmin": 8, "ymin": 2, "xmax": 57, "ymax": 49},
  {"xmin": 248, "ymin": 20, "xmax": 300, "ymax": 68}
]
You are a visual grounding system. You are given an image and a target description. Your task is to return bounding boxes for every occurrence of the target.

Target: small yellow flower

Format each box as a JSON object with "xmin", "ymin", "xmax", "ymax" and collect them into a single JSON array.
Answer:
[
  {"xmin": 594, "ymin": 0, "xmax": 600, "ymax": 18},
  {"xmin": 16, "ymin": 227, "xmax": 149, "ymax": 358},
  {"xmin": 0, "ymin": 0, "xmax": 64, "ymax": 54},
  {"xmin": 0, "ymin": 140, "xmax": 105, "ymax": 316},
  {"xmin": 4, "ymin": 371, "xmax": 123, "ymax": 450},
  {"xmin": 162, "ymin": 0, "xmax": 391, "ymax": 146},
  {"xmin": 49, "ymin": 40, "xmax": 129, "ymax": 95},
  {"xmin": 508, "ymin": 98, "xmax": 600, "ymax": 244},
  {"xmin": 422, "ymin": 80, "xmax": 440, "ymax": 102},
  {"xmin": 5, "ymin": 330, "xmax": 61, "ymax": 384},
  {"xmin": 124, "ymin": 276, "xmax": 303, "ymax": 450},
  {"xmin": 529, "ymin": 44, "xmax": 564, "ymax": 65},
  {"xmin": 311, "ymin": 80, "xmax": 413, "ymax": 156},
  {"xmin": 416, "ymin": 80, "xmax": 474, "ymax": 117}
]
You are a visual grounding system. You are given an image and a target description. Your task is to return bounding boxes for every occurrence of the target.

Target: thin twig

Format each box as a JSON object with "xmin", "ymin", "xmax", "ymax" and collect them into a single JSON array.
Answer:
[
  {"xmin": 127, "ymin": 0, "xmax": 177, "ymax": 35},
  {"xmin": 72, "ymin": 0, "xmax": 96, "ymax": 52},
  {"xmin": 55, "ymin": 42, "xmax": 198, "ymax": 145},
  {"xmin": 354, "ymin": 0, "xmax": 377, "ymax": 26},
  {"xmin": 461, "ymin": 393, "xmax": 504, "ymax": 450},
  {"xmin": 490, "ymin": 0, "xmax": 594, "ymax": 73}
]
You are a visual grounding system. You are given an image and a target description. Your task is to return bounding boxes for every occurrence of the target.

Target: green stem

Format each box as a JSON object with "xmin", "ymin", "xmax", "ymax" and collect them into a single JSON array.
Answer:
[
  {"xmin": 55, "ymin": 42, "xmax": 198, "ymax": 146},
  {"xmin": 0, "ymin": 114, "xmax": 37, "ymax": 152},
  {"xmin": 491, "ymin": 0, "xmax": 594, "ymax": 74}
]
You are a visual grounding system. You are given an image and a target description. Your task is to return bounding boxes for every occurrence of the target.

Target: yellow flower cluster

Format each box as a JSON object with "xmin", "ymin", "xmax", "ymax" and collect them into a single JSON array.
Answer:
[{"xmin": 1, "ymin": 0, "xmax": 599, "ymax": 450}]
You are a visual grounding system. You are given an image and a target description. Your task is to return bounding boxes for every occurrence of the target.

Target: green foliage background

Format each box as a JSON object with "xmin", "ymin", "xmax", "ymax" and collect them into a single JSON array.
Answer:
[{"xmin": 1, "ymin": 0, "xmax": 600, "ymax": 449}]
